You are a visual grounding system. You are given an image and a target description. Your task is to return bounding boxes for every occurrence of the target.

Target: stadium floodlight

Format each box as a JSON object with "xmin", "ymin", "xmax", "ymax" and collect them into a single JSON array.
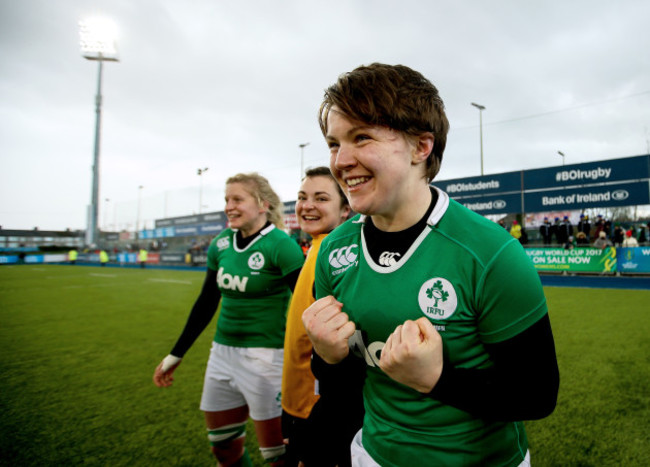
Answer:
[
  {"xmin": 558, "ymin": 150, "xmax": 566, "ymax": 166},
  {"xmin": 198, "ymin": 168, "xmax": 209, "ymax": 214},
  {"xmin": 471, "ymin": 102, "xmax": 486, "ymax": 176},
  {"xmin": 79, "ymin": 17, "xmax": 119, "ymax": 247},
  {"xmin": 299, "ymin": 142, "xmax": 310, "ymax": 178}
]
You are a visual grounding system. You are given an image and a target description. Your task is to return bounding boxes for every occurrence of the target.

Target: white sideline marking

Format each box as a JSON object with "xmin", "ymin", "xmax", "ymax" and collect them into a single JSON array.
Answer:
[
  {"xmin": 89, "ymin": 273, "xmax": 117, "ymax": 278},
  {"xmin": 148, "ymin": 278, "xmax": 192, "ymax": 285}
]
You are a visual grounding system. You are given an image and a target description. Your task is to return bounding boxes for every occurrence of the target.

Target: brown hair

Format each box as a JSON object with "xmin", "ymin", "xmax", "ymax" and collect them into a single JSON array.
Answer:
[
  {"xmin": 303, "ymin": 166, "xmax": 349, "ymax": 209},
  {"xmin": 319, "ymin": 63, "xmax": 450, "ymax": 182},
  {"xmin": 226, "ymin": 172, "xmax": 285, "ymax": 230}
]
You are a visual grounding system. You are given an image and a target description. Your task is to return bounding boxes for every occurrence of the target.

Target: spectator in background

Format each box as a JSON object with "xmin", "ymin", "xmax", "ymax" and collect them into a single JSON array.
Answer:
[
  {"xmin": 509, "ymin": 220, "xmax": 522, "ymax": 240},
  {"xmin": 281, "ymin": 166, "xmax": 361, "ymax": 467},
  {"xmin": 138, "ymin": 247, "xmax": 148, "ymax": 268},
  {"xmin": 564, "ymin": 235, "xmax": 576, "ymax": 250},
  {"xmin": 622, "ymin": 229, "xmax": 639, "ymax": 247},
  {"xmin": 539, "ymin": 217, "xmax": 552, "ymax": 245},
  {"xmin": 577, "ymin": 214, "xmax": 591, "ymax": 238},
  {"xmin": 99, "ymin": 249, "xmax": 109, "ymax": 266},
  {"xmin": 153, "ymin": 172, "xmax": 304, "ymax": 466},
  {"xmin": 593, "ymin": 231, "xmax": 613, "ymax": 249},
  {"xmin": 575, "ymin": 231, "xmax": 589, "ymax": 246},
  {"xmin": 497, "ymin": 218, "xmax": 507, "ymax": 229},
  {"xmin": 638, "ymin": 224, "xmax": 647, "ymax": 244},
  {"xmin": 68, "ymin": 248, "xmax": 78, "ymax": 265},
  {"xmin": 519, "ymin": 227, "xmax": 529, "ymax": 245},
  {"xmin": 613, "ymin": 224, "xmax": 625, "ymax": 247},
  {"xmin": 593, "ymin": 214, "xmax": 605, "ymax": 241},
  {"xmin": 559, "ymin": 216, "xmax": 572, "ymax": 245},
  {"xmin": 604, "ymin": 217, "xmax": 612, "ymax": 238},
  {"xmin": 551, "ymin": 217, "xmax": 560, "ymax": 244}
]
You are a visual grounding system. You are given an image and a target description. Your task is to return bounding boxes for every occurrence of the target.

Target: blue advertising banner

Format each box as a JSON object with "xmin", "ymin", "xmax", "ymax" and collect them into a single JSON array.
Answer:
[
  {"xmin": 283, "ymin": 201, "xmax": 296, "ymax": 214},
  {"xmin": 155, "ymin": 212, "xmax": 225, "ymax": 228},
  {"xmin": 453, "ymin": 192, "xmax": 523, "ymax": 215},
  {"xmin": 524, "ymin": 181, "xmax": 650, "ymax": 212},
  {"xmin": 432, "ymin": 171, "xmax": 521, "ymax": 197},
  {"xmin": 617, "ymin": 247, "xmax": 650, "ymax": 274},
  {"xmin": 523, "ymin": 154, "xmax": 649, "ymax": 190}
]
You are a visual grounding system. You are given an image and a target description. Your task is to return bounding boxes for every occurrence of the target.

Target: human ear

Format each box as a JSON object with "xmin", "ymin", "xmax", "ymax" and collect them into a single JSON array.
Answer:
[{"xmin": 412, "ymin": 133, "xmax": 434, "ymax": 165}]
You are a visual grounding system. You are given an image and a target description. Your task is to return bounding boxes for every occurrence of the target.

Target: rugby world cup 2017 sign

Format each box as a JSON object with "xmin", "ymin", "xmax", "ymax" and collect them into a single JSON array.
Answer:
[{"xmin": 525, "ymin": 247, "xmax": 617, "ymax": 273}]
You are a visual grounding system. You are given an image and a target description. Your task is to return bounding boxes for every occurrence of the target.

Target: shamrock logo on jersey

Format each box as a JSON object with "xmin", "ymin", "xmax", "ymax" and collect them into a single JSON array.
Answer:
[
  {"xmin": 248, "ymin": 252, "xmax": 265, "ymax": 270},
  {"xmin": 426, "ymin": 280, "xmax": 449, "ymax": 307},
  {"xmin": 418, "ymin": 277, "xmax": 458, "ymax": 320}
]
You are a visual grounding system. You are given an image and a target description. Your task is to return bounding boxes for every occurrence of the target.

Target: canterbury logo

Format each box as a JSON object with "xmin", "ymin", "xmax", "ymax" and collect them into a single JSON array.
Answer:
[
  {"xmin": 379, "ymin": 251, "xmax": 400, "ymax": 267},
  {"xmin": 329, "ymin": 244, "xmax": 359, "ymax": 268}
]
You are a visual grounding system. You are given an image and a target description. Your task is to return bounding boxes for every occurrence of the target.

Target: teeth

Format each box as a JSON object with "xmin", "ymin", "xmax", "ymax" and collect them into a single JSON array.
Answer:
[
  {"xmin": 303, "ymin": 216, "xmax": 319, "ymax": 220},
  {"xmin": 347, "ymin": 177, "xmax": 368, "ymax": 187}
]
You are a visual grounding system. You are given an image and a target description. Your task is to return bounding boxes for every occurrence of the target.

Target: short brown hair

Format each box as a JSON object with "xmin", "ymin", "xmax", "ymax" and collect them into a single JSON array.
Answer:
[{"xmin": 319, "ymin": 63, "xmax": 450, "ymax": 182}]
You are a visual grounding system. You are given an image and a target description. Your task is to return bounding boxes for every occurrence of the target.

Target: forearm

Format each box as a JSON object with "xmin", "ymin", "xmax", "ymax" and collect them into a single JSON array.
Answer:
[
  {"xmin": 429, "ymin": 315, "xmax": 559, "ymax": 421},
  {"xmin": 311, "ymin": 351, "xmax": 366, "ymax": 397},
  {"xmin": 169, "ymin": 269, "xmax": 221, "ymax": 358}
]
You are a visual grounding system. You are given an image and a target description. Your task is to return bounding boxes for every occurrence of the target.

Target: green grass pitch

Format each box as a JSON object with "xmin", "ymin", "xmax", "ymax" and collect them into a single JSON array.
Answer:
[{"xmin": 1, "ymin": 265, "xmax": 648, "ymax": 466}]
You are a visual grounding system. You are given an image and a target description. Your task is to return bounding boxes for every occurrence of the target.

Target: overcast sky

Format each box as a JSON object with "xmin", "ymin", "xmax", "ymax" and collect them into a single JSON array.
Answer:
[{"xmin": 1, "ymin": 0, "xmax": 649, "ymax": 232}]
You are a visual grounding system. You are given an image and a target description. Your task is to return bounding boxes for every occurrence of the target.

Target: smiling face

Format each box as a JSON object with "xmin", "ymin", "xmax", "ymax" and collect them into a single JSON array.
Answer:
[
  {"xmin": 224, "ymin": 182, "xmax": 268, "ymax": 237},
  {"xmin": 326, "ymin": 107, "xmax": 434, "ymax": 231},
  {"xmin": 296, "ymin": 175, "xmax": 350, "ymax": 237}
]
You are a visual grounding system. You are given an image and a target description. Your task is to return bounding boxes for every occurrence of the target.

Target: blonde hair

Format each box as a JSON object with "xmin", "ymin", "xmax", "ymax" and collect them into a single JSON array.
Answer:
[{"xmin": 226, "ymin": 172, "xmax": 285, "ymax": 230}]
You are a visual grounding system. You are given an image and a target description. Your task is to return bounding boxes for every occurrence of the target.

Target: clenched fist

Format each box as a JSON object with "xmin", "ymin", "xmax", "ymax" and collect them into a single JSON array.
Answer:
[
  {"xmin": 378, "ymin": 317, "xmax": 444, "ymax": 393},
  {"xmin": 302, "ymin": 295, "xmax": 356, "ymax": 364}
]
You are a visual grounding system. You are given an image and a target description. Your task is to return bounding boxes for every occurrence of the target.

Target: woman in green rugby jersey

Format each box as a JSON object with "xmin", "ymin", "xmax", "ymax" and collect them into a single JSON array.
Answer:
[
  {"xmin": 302, "ymin": 64, "xmax": 559, "ymax": 466},
  {"xmin": 154, "ymin": 173, "xmax": 304, "ymax": 466}
]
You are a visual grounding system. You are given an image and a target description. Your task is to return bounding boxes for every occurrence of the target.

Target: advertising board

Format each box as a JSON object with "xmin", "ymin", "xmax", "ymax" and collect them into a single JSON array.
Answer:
[
  {"xmin": 523, "ymin": 154, "xmax": 649, "ymax": 190},
  {"xmin": 525, "ymin": 247, "xmax": 617, "ymax": 273},
  {"xmin": 524, "ymin": 181, "xmax": 650, "ymax": 212}
]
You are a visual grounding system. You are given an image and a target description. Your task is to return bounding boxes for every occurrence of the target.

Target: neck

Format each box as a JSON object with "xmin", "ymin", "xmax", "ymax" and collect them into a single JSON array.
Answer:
[
  {"xmin": 371, "ymin": 184, "xmax": 432, "ymax": 232},
  {"xmin": 240, "ymin": 216, "xmax": 268, "ymax": 238}
]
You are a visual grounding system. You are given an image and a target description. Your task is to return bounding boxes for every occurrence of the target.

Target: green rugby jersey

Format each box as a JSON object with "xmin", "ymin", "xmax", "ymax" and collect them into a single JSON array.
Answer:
[
  {"xmin": 315, "ymin": 190, "xmax": 547, "ymax": 466},
  {"xmin": 207, "ymin": 224, "xmax": 304, "ymax": 349}
]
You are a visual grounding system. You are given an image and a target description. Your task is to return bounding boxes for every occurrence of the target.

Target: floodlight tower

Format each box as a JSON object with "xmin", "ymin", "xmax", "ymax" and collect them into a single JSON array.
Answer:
[
  {"xmin": 79, "ymin": 17, "xmax": 119, "ymax": 247},
  {"xmin": 198, "ymin": 167, "xmax": 209, "ymax": 214},
  {"xmin": 471, "ymin": 102, "xmax": 486, "ymax": 176}
]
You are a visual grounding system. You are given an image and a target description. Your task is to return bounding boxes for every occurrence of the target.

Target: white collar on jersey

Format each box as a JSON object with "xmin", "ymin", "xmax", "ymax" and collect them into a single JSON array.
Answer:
[
  {"xmin": 232, "ymin": 223, "xmax": 276, "ymax": 252},
  {"xmin": 354, "ymin": 186, "xmax": 450, "ymax": 227},
  {"xmin": 357, "ymin": 187, "xmax": 451, "ymax": 274}
]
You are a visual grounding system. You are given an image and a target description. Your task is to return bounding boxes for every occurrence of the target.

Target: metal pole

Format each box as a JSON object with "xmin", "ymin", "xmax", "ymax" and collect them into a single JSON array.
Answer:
[
  {"xmin": 136, "ymin": 185, "xmax": 143, "ymax": 238},
  {"xmin": 198, "ymin": 168, "xmax": 208, "ymax": 214},
  {"xmin": 471, "ymin": 103, "xmax": 485, "ymax": 176},
  {"xmin": 87, "ymin": 59, "xmax": 103, "ymax": 246},
  {"xmin": 103, "ymin": 198, "xmax": 110, "ymax": 231},
  {"xmin": 478, "ymin": 110, "xmax": 484, "ymax": 176},
  {"xmin": 199, "ymin": 174, "xmax": 203, "ymax": 214},
  {"xmin": 299, "ymin": 143, "xmax": 310, "ymax": 178}
]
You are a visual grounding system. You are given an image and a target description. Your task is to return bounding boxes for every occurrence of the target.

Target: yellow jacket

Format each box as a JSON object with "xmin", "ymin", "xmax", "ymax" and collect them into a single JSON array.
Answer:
[{"xmin": 281, "ymin": 234, "xmax": 326, "ymax": 419}]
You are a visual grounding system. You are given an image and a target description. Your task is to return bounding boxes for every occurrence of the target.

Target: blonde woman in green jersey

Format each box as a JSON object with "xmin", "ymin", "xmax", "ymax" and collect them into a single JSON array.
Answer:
[
  {"xmin": 154, "ymin": 173, "xmax": 304, "ymax": 466},
  {"xmin": 302, "ymin": 64, "xmax": 559, "ymax": 466}
]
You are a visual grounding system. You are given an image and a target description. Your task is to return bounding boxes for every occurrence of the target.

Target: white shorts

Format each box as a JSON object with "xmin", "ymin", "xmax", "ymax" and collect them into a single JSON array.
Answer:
[
  {"xmin": 200, "ymin": 342, "xmax": 283, "ymax": 421},
  {"xmin": 350, "ymin": 429, "xmax": 532, "ymax": 466}
]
